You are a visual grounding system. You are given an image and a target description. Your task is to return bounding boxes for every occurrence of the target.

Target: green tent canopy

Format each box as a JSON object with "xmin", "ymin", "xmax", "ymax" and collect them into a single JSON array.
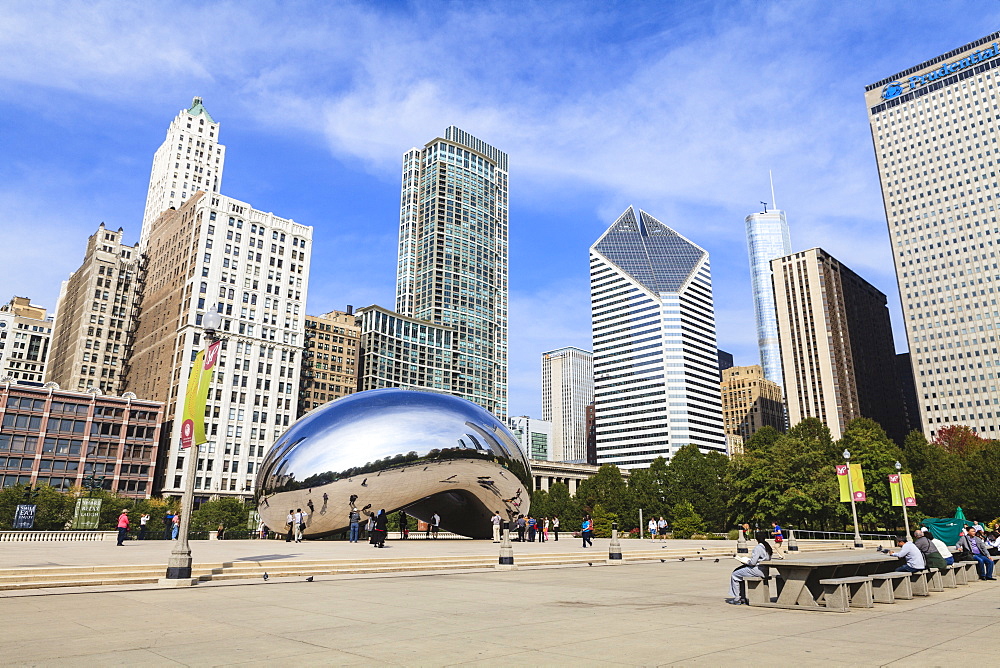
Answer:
[
  {"xmin": 921, "ymin": 508, "xmax": 969, "ymax": 546},
  {"xmin": 954, "ymin": 507, "xmax": 967, "ymax": 521}
]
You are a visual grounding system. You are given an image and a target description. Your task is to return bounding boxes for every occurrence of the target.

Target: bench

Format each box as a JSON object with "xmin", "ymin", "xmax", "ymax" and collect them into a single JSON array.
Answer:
[
  {"xmin": 941, "ymin": 564, "xmax": 957, "ymax": 588},
  {"xmin": 951, "ymin": 562, "xmax": 969, "ymax": 585},
  {"xmin": 871, "ymin": 572, "xmax": 912, "ymax": 603},
  {"xmin": 908, "ymin": 570, "xmax": 930, "ymax": 596},
  {"xmin": 743, "ymin": 575, "xmax": 783, "ymax": 606},
  {"xmin": 958, "ymin": 560, "xmax": 980, "ymax": 582},
  {"xmin": 819, "ymin": 576, "xmax": 873, "ymax": 612},
  {"xmin": 925, "ymin": 569, "xmax": 944, "ymax": 592}
]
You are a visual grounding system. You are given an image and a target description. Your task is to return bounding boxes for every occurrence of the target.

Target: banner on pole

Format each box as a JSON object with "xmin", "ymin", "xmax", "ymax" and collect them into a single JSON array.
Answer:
[
  {"xmin": 71, "ymin": 497, "xmax": 102, "ymax": 529},
  {"xmin": 180, "ymin": 339, "xmax": 221, "ymax": 449},
  {"xmin": 13, "ymin": 504, "xmax": 36, "ymax": 529},
  {"xmin": 837, "ymin": 464, "xmax": 866, "ymax": 502},
  {"xmin": 889, "ymin": 473, "xmax": 917, "ymax": 507}
]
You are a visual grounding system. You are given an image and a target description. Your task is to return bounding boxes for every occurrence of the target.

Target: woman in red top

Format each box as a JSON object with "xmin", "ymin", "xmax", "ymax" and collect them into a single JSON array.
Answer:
[{"xmin": 116, "ymin": 510, "xmax": 130, "ymax": 546}]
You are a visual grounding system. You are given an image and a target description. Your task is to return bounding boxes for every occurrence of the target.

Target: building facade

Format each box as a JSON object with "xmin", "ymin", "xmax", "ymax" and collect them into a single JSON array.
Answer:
[
  {"xmin": 395, "ymin": 126, "xmax": 508, "ymax": 417},
  {"xmin": 720, "ymin": 365, "xmax": 785, "ymax": 444},
  {"xmin": 48, "ymin": 224, "xmax": 143, "ymax": 394},
  {"xmin": 0, "ymin": 297, "xmax": 52, "ymax": 384},
  {"xmin": 590, "ymin": 207, "xmax": 727, "ymax": 470},
  {"xmin": 541, "ymin": 346, "xmax": 593, "ymax": 462},
  {"xmin": 507, "ymin": 416, "xmax": 554, "ymax": 461},
  {"xmin": 716, "ymin": 348, "xmax": 734, "ymax": 381},
  {"xmin": 298, "ymin": 308, "xmax": 360, "ymax": 416},
  {"xmin": 865, "ymin": 32, "xmax": 1000, "ymax": 439},
  {"xmin": 772, "ymin": 248, "xmax": 906, "ymax": 442},
  {"xmin": 0, "ymin": 380, "xmax": 163, "ymax": 497},
  {"xmin": 124, "ymin": 192, "xmax": 311, "ymax": 499},
  {"xmin": 141, "ymin": 97, "xmax": 225, "ymax": 248},
  {"xmin": 356, "ymin": 305, "xmax": 457, "ymax": 393},
  {"xmin": 745, "ymin": 208, "xmax": 792, "ymax": 387}
]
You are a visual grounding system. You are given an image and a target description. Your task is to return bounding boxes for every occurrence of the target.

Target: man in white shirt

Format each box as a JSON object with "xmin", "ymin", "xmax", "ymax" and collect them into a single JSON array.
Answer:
[
  {"xmin": 431, "ymin": 512, "xmax": 441, "ymax": 539},
  {"xmin": 491, "ymin": 511, "xmax": 502, "ymax": 543},
  {"xmin": 890, "ymin": 536, "xmax": 925, "ymax": 573},
  {"xmin": 293, "ymin": 508, "xmax": 305, "ymax": 543}
]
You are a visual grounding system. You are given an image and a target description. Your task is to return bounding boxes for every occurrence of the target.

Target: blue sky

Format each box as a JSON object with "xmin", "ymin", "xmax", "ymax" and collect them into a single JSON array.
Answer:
[{"xmin": 1, "ymin": 1, "xmax": 998, "ymax": 418}]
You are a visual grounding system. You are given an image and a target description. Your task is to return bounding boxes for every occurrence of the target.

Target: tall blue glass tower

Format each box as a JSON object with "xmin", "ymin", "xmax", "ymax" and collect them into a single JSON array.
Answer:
[{"xmin": 745, "ymin": 209, "xmax": 791, "ymax": 388}]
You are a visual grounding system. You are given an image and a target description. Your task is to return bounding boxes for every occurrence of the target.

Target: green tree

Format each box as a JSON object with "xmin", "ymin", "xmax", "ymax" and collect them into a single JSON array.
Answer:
[
  {"xmin": 964, "ymin": 440, "xmax": 1000, "ymax": 520},
  {"xmin": 590, "ymin": 504, "xmax": 616, "ymax": 538},
  {"xmin": 838, "ymin": 418, "xmax": 905, "ymax": 531},
  {"xmin": 627, "ymin": 456, "xmax": 671, "ymax": 526},
  {"xmin": 900, "ymin": 430, "xmax": 965, "ymax": 518},
  {"xmin": 545, "ymin": 482, "xmax": 574, "ymax": 526},
  {"xmin": 665, "ymin": 444, "xmax": 727, "ymax": 531},
  {"xmin": 575, "ymin": 464, "xmax": 630, "ymax": 527},
  {"xmin": 670, "ymin": 500, "xmax": 706, "ymax": 539},
  {"xmin": 0, "ymin": 485, "xmax": 74, "ymax": 530},
  {"xmin": 191, "ymin": 498, "xmax": 251, "ymax": 534}
]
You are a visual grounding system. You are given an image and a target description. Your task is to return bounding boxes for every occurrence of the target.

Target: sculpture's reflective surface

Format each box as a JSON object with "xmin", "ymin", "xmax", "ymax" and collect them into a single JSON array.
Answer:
[{"xmin": 255, "ymin": 389, "xmax": 532, "ymax": 539}]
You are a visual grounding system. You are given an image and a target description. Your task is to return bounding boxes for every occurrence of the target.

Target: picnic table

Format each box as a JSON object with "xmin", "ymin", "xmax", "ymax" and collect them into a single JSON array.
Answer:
[{"xmin": 753, "ymin": 550, "xmax": 898, "ymax": 610}]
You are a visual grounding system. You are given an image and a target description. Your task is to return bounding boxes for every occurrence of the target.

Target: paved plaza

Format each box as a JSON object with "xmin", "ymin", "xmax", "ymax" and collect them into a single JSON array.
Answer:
[{"xmin": 0, "ymin": 541, "xmax": 996, "ymax": 666}]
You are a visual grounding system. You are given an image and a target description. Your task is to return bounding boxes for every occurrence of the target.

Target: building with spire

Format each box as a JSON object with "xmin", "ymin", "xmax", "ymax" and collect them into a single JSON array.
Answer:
[
  {"xmin": 48, "ymin": 223, "xmax": 143, "ymax": 394},
  {"xmin": 590, "ymin": 207, "xmax": 726, "ymax": 469},
  {"xmin": 745, "ymin": 204, "xmax": 791, "ymax": 388},
  {"xmin": 140, "ymin": 97, "xmax": 226, "ymax": 248}
]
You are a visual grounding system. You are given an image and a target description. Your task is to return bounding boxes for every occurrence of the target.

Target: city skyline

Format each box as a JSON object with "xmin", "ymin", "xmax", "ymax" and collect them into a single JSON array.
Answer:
[{"xmin": 2, "ymin": 3, "xmax": 1000, "ymax": 418}]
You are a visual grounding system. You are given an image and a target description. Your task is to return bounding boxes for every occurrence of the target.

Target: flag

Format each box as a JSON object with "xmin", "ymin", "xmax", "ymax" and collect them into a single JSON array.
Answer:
[
  {"xmin": 837, "ymin": 463, "xmax": 866, "ymax": 502},
  {"xmin": 180, "ymin": 339, "xmax": 221, "ymax": 449},
  {"xmin": 889, "ymin": 473, "xmax": 917, "ymax": 507}
]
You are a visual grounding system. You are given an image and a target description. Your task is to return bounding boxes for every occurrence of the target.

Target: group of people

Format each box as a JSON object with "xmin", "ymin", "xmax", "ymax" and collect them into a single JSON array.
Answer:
[
  {"xmin": 285, "ymin": 508, "xmax": 309, "ymax": 543},
  {"xmin": 890, "ymin": 525, "xmax": 998, "ymax": 580},
  {"xmin": 344, "ymin": 506, "xmax": 440, "ymax": 546},
  {"xmin": 646, "ymin": 517, "xmax": 671, "ymax": 539},
  {"xmin": 115, "ymin": 510, "xmax": 177, "ymax": 545},
  {"xmin": 509, "ymin": 514, "xmax": 560, "ymax": 542}
]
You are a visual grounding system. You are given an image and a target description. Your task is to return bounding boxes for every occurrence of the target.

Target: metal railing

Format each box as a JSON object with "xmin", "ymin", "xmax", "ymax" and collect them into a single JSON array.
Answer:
[{"xmin": 792, "ymin": 529, "xmax": 896, "ymax": 541}]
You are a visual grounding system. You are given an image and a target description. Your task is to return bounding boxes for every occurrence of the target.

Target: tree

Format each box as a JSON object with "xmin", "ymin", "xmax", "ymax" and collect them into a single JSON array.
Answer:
[
  {"xmin": 670, "ymin": 500, "xmax": 706, "ymax": 539},
  {"xmin": 933, "ymin": 425, "xmax": 989, "ymax": 457},
  {"xmin": 838, "ymin": 418, "xmax": 906, "ymax": 531},
  {"xmin": 900, "ymin": 430, "xmax": 965, "ymax": 518},
  {"xmin": 627, "ymin": 456, "xmax": 670, "ymax": 527},
  {"xmin": 666, "ymin": 444, "xmax": 726, "ymax": 531},
  {"xmin": 575, "ymin": 464, "xmax": 630, "ymax": 527},
  {"xmin": 544, "ymin": 482, "xmax": 574, "ymax": 526},
  {"xmin": 0, "ymin": 484, "xmax": 73, "ymax": 530},
  {"xmin": 191, "ymin": 498, "xmax": 252, "ymax": 534}
]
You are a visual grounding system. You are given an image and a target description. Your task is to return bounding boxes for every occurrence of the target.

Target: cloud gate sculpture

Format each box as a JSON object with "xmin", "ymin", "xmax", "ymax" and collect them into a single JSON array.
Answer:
[{"xmin": 255, "ymin": 389, "xmax": 532, "ymax": 539}]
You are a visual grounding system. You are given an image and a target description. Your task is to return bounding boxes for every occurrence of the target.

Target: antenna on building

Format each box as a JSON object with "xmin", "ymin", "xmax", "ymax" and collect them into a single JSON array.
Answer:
[
  {"xmin": 760, "ymin": 201, "xmax": 769, "ymax": 214},
  {"xmin": 769, "ymin": 170, "xmax": 777, "ymax": 210}
]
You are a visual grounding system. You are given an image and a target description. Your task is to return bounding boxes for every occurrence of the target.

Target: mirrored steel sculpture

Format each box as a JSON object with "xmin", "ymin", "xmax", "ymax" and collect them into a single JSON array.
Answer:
[{"xmin": 255, "ymin": 389, "xmax": 532, "ymax": 539}]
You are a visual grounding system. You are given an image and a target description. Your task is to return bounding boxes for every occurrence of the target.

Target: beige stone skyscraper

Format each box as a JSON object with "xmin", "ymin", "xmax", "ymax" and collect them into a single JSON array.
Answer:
[
  {"xmin": 140, "ymin": 97, "xmax": 225, "ymax": 248},
  {"xmin": 0, "ymin": 297, "xmax": 52, "ymax": 383},
  {"xmin": 298, "ymin": 308, "xmax": 361, "ymax": 416},
  {"xmin": 865, "ymin": 32, "xmax": 1000, "ymax": 439},
  {"xmin": 772, "ymin": 248, "xmax": 905, "ymax": 441},
  {"xmin": 48, "ymin": 223, "xmax": 142, "ymax": 393},
  {"xmin": 719, "ymin": 365, "xmax": 784, "ymax": 446}
]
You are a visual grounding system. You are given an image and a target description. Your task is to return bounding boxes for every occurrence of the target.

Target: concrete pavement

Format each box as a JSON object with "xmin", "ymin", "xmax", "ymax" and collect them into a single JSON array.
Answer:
[{"xmin": 0, "ymin": 554, "xmax": 995, "ymax": 666}]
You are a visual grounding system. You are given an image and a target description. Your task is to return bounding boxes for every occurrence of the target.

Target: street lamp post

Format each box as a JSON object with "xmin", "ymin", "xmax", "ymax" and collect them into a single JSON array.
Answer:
[
  {"xmin": 895, "ymin": 461, "xmax": 912, "ymax": 541},
  {"xmin": 843, "ymin": 449, "xmax": 864, "ymax": 548},
  {"xmin": 163, "ymin": 308, "xmax": 223, "ymax": 586}
]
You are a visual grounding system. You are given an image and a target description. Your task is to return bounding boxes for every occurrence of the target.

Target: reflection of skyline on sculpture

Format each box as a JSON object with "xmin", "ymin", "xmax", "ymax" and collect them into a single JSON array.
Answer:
[{"xmin": 256, "ymin": 389, "xmax": 531, "ymax": 539}]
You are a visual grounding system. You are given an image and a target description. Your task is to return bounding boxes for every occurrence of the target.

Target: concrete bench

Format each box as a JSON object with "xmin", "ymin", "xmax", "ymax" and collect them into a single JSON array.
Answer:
[
  {"xmin": 941, "ymin": 564, "xmax": 957, "ymax": 588},
  {"xmin": 925, "ymin": 569, "xmax": 944, "ymax": 592},
  {"xmin": 957, "ymin": 560, "xmax": 980, "ymax": 582},
  {"xmin": 819, "ymin": 576, "xmax": 873, "ymax": 612},
  {"xmin": 951, "ymin": 562, "xmax": 969, "ymax": 585},
  {"xmin": 871, "ymin": 572, "xmax": 912, "ymax": 603},
  {"xmin": 908, "ymin": 570, "xmax": 930, "ymax": 596},
  {"xmin": 743, "ymin": 575, "xmax": 776, "ymax": 606}
]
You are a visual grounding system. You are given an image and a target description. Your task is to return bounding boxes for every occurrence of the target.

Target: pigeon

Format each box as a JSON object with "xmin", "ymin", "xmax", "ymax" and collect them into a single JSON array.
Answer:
[
  {"xmin": 263, "ymin": 572, "xmax": 269, "ymax": 581},
  {"xmin": 587, "ymin": 562, "xmax": 592, "ymax": 566},
  {"xmin": 702, "ymin": 547, "xmax": 708, "ymax": 551},
  {"xmin": 679, "ymin": 557, "xmax": 685, "ymax": 562},
  {"xmin": 714, "ymin": 558, "xmax": 720, "ymax": 563},
  {"xmin": 305, "ymin": 576, "xmax": 314, "ymax": 582},
  {"xmin": 699, "ymin": 556, "xmax": 704, "ymax": 560},
  {"xmin": 660, "ymin": 559, "xmax": 665, "ymax": 563}
]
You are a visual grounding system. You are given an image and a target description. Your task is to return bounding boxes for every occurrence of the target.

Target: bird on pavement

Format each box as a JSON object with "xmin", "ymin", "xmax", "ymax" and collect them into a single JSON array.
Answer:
[
  {"xmin": 714, "ymin": 558, "xmax": 720, "ymax": 563},
  {"xmin": 679, "ymin": 557, "xmax": 685, "ymax": 562},
  {"xmin": 263, "ymin": 573, "xmax": 269, "ymax": 581},
  {"xmin": 306, "ymin": 576, "xmax": 314, "ymax": 582},
  {"xmin": 660, "ymin": 559, "xmax": 665, "ymax": 563},
  {"xmin": 699, "ymin": 556, "xmax": 703, "ymax": 560}
]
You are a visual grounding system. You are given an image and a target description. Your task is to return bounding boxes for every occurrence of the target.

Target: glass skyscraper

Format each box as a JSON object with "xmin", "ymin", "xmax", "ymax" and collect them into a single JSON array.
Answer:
[
  {"xmin": 590, "ymin": 207, "xmax": 726, "ymax": 469},
  {"xmin": 395, "ymin": 126, "xmax": 508, "ymax": 418},
  {"xmin": 745, "ymin": 209, "xmax": 791, "ymax": 387}
]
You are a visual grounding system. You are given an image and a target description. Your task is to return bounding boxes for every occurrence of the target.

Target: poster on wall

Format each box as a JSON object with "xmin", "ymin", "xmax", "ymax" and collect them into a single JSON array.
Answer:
[
  {"xmin": 13, "ymin": 504, "xmax": 36, "ymax": 529},
  {"xmin": 71, "ymin": 498, "xmax": 103, "ymax": 530}
]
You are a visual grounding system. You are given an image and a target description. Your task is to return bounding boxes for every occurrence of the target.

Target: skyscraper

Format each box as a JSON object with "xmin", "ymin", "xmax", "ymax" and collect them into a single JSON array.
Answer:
[
  {"xmin": 772, "ymin": 248, "xmax": 906, "ymax": 442},
  {"xmin": 745, "ymin": 207, "xmax": 791, "ymax": 387},
  {"xmin": 866, "ymin": 32, "xmax": 1000, "ymax": 439},
  {"xmin": 541, "ymin": 346, "xmax": 593, "ymax": 462},
  {"xmin": 125, "ymin": 192, "xmax": 312, "ymax": 498},
  {"xmin": 590, "ymin": 207, "xmax": 726, "ymax": 469},
  {"xmin": 0, "ymin": 297, "xmax": 52, "ymax": 384},
  {"xmin": 356, "ymin": 305, "xmax": 456, "ymax": 394},
  {"xmin": 719, "ymin": 365, "xmax": 785, "ymax": 445},
  {"xmin": 507, "ymin": 416, "xmax": 554, "ymax": 461},
  {"xmin": 395, "ymin": 126, "xmax": 508, "ymax": 417},
  {"xmin": 140, "ymin": 97, "xmax": 226, "ymax": 248},
  {"xmin": 298, "ymin": 309, "xmax": 361, "ymax": 417},
  {"xmin": 48, "ymin": 223, "xmax": 142, "ymax": 394}
]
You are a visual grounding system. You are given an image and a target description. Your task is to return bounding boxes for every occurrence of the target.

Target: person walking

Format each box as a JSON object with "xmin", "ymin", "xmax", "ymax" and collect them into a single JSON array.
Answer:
[
  {"xmin": 552, "ymin": 516, "xmax": 560, "ymax": 541},
  {"xmin": 657, "ymin": 517, "xmax": 667, "ymax": 540},
  {"xmin": 648, "ymin": 518, "xmax": 658, "ymax": 540},
  {"xmin": 770, "ymin": 522, "xmax": 785, "ymax": 559},
  {"xmin": 431, "ymin": 512, "xmax": 441, "ymax": 539},
  {"xmin": 286, "ymin": 509, "xmax": 295, "ymax": 542},
  {"xmin": 116, "ymin": 509, "xmax": 130, "ymax": 546},
  {"xmin": 258, "ymin": 519, "xmax": 267, "ymax": 540},
  {"xmin": 399, "ymin": 510, "xmax": 408, "ymax": 539},
  {"xmin": 138, "ymin": 513, "xmax": 150, "ymax": 540},
  {"xmin": 171, "ymin": 512, "xmax": 180, "ymax": 540},
  {"xmin": 581, "ymin": 515, "xmax": 593, "ymax": 548},
  {"xmin": 349, "ymin": 507, "xmax": 361, "ymax": 543},
  {"xmin": 163, "ymin": 512, "xmax": 174, "ymax": 540},
  {"xmin": 542, "ymin": 517, "xmax": 549, "ymax": 542},
  {"xmin": 727, "ymin": 531, "xmax": 772, "ymax": 605},
  {"xmin": 491, "ymin": 511, "xmax": 502, "ymax": 543}
]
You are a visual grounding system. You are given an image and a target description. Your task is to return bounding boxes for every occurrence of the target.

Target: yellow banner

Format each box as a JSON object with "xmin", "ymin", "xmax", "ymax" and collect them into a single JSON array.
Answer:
[
  {"xmin": 180, "ymin": 340, "xmax": 221, "ymax": 449},
  {"xmin": 889, "ymin": 473, "xmax": 916, "ymax": 507},
  {"xmin": 837, "ymin": 463, "xmax": 866, "ymax": 502}
]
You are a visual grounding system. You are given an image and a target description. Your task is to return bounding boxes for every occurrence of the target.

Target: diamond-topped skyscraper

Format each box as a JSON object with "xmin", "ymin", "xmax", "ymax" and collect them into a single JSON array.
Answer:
[
  {"xmin": 590, "ymin": 207, "xmax": 726, "ymax": 468},
  {"xmin": 395, "ymin": 126, "xmax": 508, "ymax": 418},
  {"xmin": 745, "ymin": 206, "xmax": 791, "ymax": 388},
  {"xmin": 140, "ymin": 97, "xmax": 226, "ymax": 248}
]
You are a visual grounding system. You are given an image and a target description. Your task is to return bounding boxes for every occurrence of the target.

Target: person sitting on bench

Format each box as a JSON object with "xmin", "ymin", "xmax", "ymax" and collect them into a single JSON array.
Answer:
[
  {"xmin": 727, "ymin": 531, "xmax": 772, "ymax": 606},
  {"xmin": 890, "ymin": 535, "xmax": 926, "ymax": 573},
  {"xmin": 957, "ymin": 527, "xmax": 996, "ymax": 580}
]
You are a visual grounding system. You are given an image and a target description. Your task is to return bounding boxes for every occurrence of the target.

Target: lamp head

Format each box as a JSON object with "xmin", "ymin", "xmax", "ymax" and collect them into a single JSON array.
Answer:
[
  {"xmin": 895, "ymin": 461, "xmax": 902, "ymax": 471},
  {"xmin": 842, "ymin": 449, "xmax": 850, "ymax": 460},
  {"xmin": 203, "ymin": 308, "xmax": 223, "ymax": 332}
]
